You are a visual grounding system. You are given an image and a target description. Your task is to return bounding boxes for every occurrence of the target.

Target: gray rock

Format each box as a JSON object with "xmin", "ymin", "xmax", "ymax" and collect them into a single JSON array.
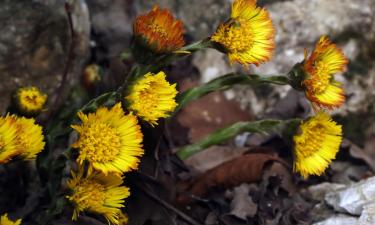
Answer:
[
  {"xmin": 0, "ymin": 0, "xmax": 90, "ymax": 113},
  {"xmin": 307, "ymin": 182, "xmax": 346, "ymax": 202},
  {"xmin": 325, "ymin": 176, "xmax": 375, "ymax": 215},
  {"xmin": 313, "ymin": 215, "xmax": 358, "ymax": 225},
  {"xmin": 359, "ymin": 204, "xmax": 375, "ymax": 225}
]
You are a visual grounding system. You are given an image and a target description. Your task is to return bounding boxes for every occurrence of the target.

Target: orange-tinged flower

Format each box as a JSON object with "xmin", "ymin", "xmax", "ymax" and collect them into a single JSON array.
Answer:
[
  {"xmin": 133, "ymin": 6, "xmax": 185, "ymax": 53},
  {"xmin": 303, "ymin": 36, "xmax": 348, "ymax": 109},
  {"xmin": 211, "ymin": 0, "xmax": 275, "ymax": 67}
]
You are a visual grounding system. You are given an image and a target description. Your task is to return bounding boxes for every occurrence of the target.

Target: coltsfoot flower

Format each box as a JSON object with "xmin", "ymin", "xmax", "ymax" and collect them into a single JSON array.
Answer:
[
  {"xmin": 82, "ymin": 64, "xmax": 102, "ymax": 90},
  {"xmin": 14, "ymin": 87, "xmax": 47, "ymax": 116},
  {"xmin": 124, "ymin": 71, "xmax": 178, "ymax": 126},
  {"xmin": 303, "ymin": 36, "xmax": 348, "ymax": 109},
  {"xmin": 211, "ymin": 0, "xmax": 275, "ymax": 67},
  {"xmin": 0, "ymin": 116, "xmax": 20, "ymax": 163},
  {"xmin": 8, "ymin": 116, "xmax": 45, "ymax": 160},
  {"xmin": 71, "ymin": 103, "xmax": 144, "ymax": 175},
  {"xmin": 133, "ymin": 5, "xmax": 185, "ymax": 53},
  {"xmin": 293, "ymin": 112, "xmax": 342, "ymax": 179},
  {"xmin": 66, "ymin": 170, "xmax": 130, "ymax": 225},
  {"xmin": 0, "ymin": 214, "xmax": 22, "ymax": 225}
]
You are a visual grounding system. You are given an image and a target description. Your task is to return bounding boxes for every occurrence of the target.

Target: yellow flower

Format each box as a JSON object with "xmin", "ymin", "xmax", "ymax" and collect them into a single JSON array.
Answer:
[
  {"xmin": 82, "ymin": 64, "xmax": 102, "ymax": 90},
  {"xmin": 211, "ymin": 0, "xmax": 275, "ymax": 67},
  {"xmin": 66, "ymin": 170, "xmax": 130, "ymax": 225},
  {"xmin": 133, "ymin": 5, "xmax": 185, "ymax": 53},
  {"xmin": 8, "ymin": 116, "xmax": 45, "ymax": 160},
  {"xmin": 125, "ymin": 71, "xmax": 178, "ymax": 126},
  {"xmin": 303, "ymin": 36, "xmax": 348, "ymax": 109},
  {"xmin": 71, "ymin": 103, "xmax": 144, "ymax": 175},
  {"xmin": 0, "ymin": 213, "xmax": 22, "ymax": 225},
  {"xmin": 0, "ymin": 116, "xmax": 20, "ymax": 163},
  {"xmin": 293, "ymin": 112, "xmax": 342, "ymax": 179},
  {"xmin": 14, "ymin": 87, "xmax": 47, "ymax": 116}
]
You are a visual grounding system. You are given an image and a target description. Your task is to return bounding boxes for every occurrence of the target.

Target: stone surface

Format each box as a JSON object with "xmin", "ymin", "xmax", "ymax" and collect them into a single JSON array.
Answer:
[
  {"xmin": 325, "ymin": 176, "xmax": 375, "ymax": 215},
  {"xmin": 307, "ymin": 182, "xmax": 346, "ymax": 202},
  {"xmin": 359, "ymin": 204, "xmax": 375, "ymax": 225},
  {"xmin": 313, "ymin": 215, "xmax": 358, "ymax": 225},
  {"xmin": 0, "ymin": 0, "xmax": 90, "ymax": 113}
]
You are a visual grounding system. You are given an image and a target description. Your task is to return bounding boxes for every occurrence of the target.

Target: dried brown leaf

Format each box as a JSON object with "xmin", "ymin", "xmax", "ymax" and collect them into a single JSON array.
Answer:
[{"xmin": 177, "ymin": 153, "xmax": 289, "ymax": 204}]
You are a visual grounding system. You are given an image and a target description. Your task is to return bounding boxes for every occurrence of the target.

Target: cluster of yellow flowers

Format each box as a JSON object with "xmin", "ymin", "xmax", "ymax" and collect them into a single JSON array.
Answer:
[
  {"xmin": 0, "ymin": 0, "xmax": 349, "ymax": 224},
  {"xmin": 67, "ymin": 70, "xmax": 178, "ymax": 224},
  {"xmin": 66, "ymin": 0, "xmax": 349, "ymax": 222}
]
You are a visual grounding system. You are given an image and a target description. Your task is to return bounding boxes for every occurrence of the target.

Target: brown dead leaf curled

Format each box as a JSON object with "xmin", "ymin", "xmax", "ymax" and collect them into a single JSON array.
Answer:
[{"xmin": 177, "ymin": 153, "xmax": 289, "ymax": 204}]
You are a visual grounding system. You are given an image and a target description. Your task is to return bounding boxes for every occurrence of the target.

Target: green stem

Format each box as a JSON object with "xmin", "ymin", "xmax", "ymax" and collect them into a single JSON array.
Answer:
[
  {"xmin": 176, "ymin": 120, "xmax": 282, "ymax": 160},
  {"xmin": 79, "ymin": 91, "xmax": 117, "ymax": 113},
  {"xmin": 176, "ymin": 119, "xmax": 301, "ymax": 160},
  {"xmin": 179, "ymin": 38, "xmax": 213, "ymax": 52},
  {"xmin": 175, "ymin": 73, "xmax": 290, "ymax": 113}
]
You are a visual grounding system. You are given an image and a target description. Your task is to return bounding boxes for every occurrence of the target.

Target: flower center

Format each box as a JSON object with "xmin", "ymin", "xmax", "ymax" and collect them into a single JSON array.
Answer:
[
  {"xmin": 71, "ymin": 180, "xmax": 106, "ymax": 209},
  {"xmin": 311, "ymin": 61, "xmax": 331, "ymax": 93},
  {"xmin": 295, "ymin": 124, "xmax": 325, "ymax": 158},
  {"xmin": 136, "ymin": 83, "xmax": 160, "ymax": 114},
  {"xmin": 78, "ymin": 123, "xmax": 121, "ymax": 163},
  {"xmin": 25, "ymin": 94, "xmax": 38, "ymax": 105},
  {"xmin": 147, "ymin": 22, "xmax": 168, "ymax": 39},
  {"xmin": 19, "ymin": 90, "xmax": 45, "ymax": 111},
  {"xmin": 218, "ymin": 20, "xmax": 254, "ymax": 53}
]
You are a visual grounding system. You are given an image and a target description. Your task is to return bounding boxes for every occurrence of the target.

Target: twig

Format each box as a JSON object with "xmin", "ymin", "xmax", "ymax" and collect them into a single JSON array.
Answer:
[
  {"xmin": 134, "ymin": 179, "xmax": 201, "ymax": 225},
  {"xmin": 46, "ymin": 2, "xmax": 76, "ymax": 121}
]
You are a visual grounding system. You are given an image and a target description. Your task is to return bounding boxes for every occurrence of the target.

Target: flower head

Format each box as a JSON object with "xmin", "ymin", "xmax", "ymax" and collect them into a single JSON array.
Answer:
[
  {"xmin": 211, "ymin": 0, "xmax": 275, "ymax": 67},
  {"xmin": 14, "ymin": 87, "xmax": 47, "ymax": 116},
  {"xmin": 0, "ymin": 116, "xmax": 20, "ymax": 163},
  {"xmin": 71, "ymin": 103, "xmax": 144, "ymax": 175},
  {"xmin": 8, "ymin": 116, "xmax": 45, "ymax": 160},
  {"xmin": 0, "ymin": 214, "xmax": 22, "ymax": 225},
  {"xmin": 293, "ymin": 112, "xmax": 342, "ymax": 179},
  {"xmin": 303, "ymin": 36, "xmax": 348, "ymax": 109},
  {"xmin": 133, "ymin": 6, "xmax": 185, "ymax": 53},
  {"xmin": 125, "ymin": 71, "xmax": 178, "ymax": 126},
  {"xmin": 82, "ymin": 64, "xmax": 102, "ymax": 90},
  {"xmin": 66, "ymin": 170, "xmax": 130, "ymax": 225}
]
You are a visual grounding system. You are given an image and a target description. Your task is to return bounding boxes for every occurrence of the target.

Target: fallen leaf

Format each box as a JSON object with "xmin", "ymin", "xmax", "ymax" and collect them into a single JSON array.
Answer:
[
  {"xmin": 184, "ymin": 145, "xmax": 248, "ymax": 173},
  {"xmin": 177, "ymin": 153, "xmax": 288, "ymax": 204}
]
